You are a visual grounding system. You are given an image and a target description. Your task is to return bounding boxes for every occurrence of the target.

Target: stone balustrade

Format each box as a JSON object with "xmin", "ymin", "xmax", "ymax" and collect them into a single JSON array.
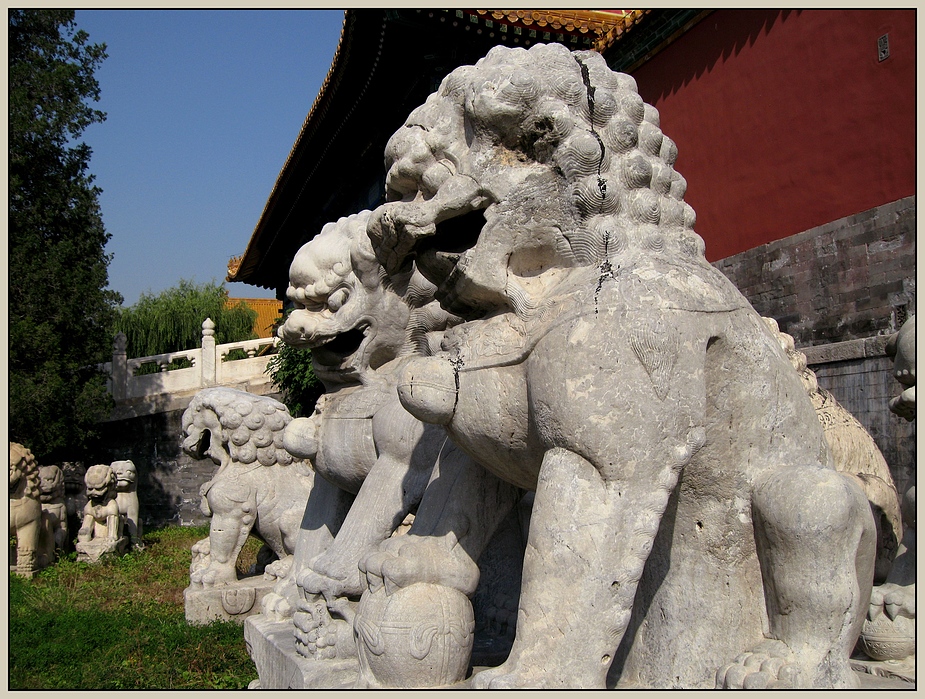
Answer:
[{"xmin": 100, "ymin": 318, "xmax": 280, "ymax": 420}]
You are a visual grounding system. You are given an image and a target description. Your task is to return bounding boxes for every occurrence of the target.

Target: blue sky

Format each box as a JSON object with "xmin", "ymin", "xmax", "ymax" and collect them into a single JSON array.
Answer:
[{"xmin": 74, "ymin": 9, "xmax": 345, "ymax": 305}]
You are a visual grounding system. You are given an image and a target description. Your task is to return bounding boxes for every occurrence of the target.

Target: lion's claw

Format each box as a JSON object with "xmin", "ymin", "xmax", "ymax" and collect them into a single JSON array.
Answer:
[
  {"xmin": 190, "ymin": 563, "xmax": 237, "ymax": 588},
  {"xmin": 716, "ymin": 640, "xmax": 800, "ymax": 689},
  {"xmin": 358, "ymin": 534, "xmax": 480, "ymax": 597}
]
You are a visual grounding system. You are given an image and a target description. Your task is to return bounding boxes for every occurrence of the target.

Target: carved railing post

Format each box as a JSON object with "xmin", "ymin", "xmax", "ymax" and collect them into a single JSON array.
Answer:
[
  {"xmin": 201, "ymin": 318, "xmax": 216, "ymax": 387},
  {"xmin": 112, "ymin": 332, "xmax": 128, "ymax": 402}
]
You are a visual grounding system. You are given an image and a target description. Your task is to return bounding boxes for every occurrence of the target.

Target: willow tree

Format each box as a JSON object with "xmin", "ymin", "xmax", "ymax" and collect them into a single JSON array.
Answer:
[
  {"xmin": 115, "ymin": 280, "xmax": 258, "ymax": 358},
  {"xmin": 9, "ymin": 10, "xmax": 120, "ymax": 460}
]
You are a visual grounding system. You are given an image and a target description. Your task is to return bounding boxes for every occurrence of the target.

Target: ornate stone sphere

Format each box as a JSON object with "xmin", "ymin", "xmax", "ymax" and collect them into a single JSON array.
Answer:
[
  {"xmin": 355, "ymin": 582, "xmax": 475, "ymax": 688},
  {"xmin": 858, "ymin": 613, "xmax": 915, "ymax": 662}
]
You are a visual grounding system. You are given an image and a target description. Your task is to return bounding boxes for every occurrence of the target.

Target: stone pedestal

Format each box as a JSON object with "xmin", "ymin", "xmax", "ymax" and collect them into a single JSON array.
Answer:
[
  {"xmin": 184, "ymin": 576, "xmax": 276, "ymax": 625},
  {"xmin": 244, "ymin": 615, "xmax": 358, "ymax": 689},
  {"xmin": 851, "ymin": 657, "xmax": 915, "ymax": 686},
  {"xmin": 75, "ymin": 536, "xmax": 128, "ymax": 563}
]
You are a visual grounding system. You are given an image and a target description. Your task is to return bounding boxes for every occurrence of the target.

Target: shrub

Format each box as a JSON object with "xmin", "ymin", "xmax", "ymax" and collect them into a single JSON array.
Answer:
[{"xmin": 265, "ymin": 311, "xmax": 323, "ymax": 417}]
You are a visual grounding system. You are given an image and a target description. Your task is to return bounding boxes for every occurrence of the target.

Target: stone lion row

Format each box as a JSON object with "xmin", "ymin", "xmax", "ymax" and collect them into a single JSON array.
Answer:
[
  {"xmin": 180, "ymin": 44, "xmax": 913, "ymax": 689},
  {"xmin": 10, "ymin": 447, "xmax": 142, "ymax": 575}
]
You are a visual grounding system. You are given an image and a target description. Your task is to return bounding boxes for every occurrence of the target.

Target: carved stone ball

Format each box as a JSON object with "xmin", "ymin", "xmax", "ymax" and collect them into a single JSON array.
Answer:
[
  {"xmin": 858, "ymin": 613, "xmax": 915, "ymax": 662},
  {"xmin": 355, "ymin": 582, "xmax": 475, "ymax": 688}
]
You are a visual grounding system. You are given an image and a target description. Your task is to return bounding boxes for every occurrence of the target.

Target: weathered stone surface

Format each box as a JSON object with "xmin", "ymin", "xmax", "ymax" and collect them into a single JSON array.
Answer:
[
  {"xmin": 245, "ymin": 210, "xmax": 523, "ymax": 684},
  {"xmin": 360, "ymin": 44, "xmax": 876, "ymax": 689},
  {"xmin": 242, "ymin": 43, "xmax": 893, "ymax": 689},
  {"xmin": 244, "ymin": 614, "xmax": 357, "ymax": 689},
  {"xmin": 766, "ymin": 317, "xmax": 902, "ymax": 583},
  {"xmin": 184, "ymin": 575, "xmax": 276, "ymax": 625},
  {"xmin": 111, "ymin": 459, "xmax": 143, "ymax": 550},
  {"xmin": 37, "ymin": 464, "xmax": 67, "ymax": 568}
]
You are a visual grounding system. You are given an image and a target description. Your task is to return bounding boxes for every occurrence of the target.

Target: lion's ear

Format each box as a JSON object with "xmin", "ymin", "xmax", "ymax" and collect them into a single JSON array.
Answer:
[{"xmin": 350, "ymin": 217, "xmax": 382, "ymax": 285}]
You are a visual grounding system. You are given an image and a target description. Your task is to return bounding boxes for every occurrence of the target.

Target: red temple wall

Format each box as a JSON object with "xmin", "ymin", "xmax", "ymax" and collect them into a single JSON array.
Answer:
[{"xmin": 631, "ymin": 9, "xmax": 915, "ymax": 261}]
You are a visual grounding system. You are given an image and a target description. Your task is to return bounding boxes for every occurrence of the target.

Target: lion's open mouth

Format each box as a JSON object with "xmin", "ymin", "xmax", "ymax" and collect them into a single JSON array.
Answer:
[
  {"xmin": 312, "ymin": 326, "xmax": 367, "ymax": 367},
  {"xmin": 184, "ymin": 430, "xmax": 210, "ymax": 460},
  {"xmin": 414, "ymin": 209, "xmax": 487, "ymax": 318}
]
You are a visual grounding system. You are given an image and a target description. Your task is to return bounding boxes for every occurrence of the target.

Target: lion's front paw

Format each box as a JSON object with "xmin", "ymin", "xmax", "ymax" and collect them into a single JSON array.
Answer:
[
  {"xmin": 293, "ymin": 596, "xmax": 353, "ymax": 661},
  {"xmin": 190, "ymin": 562, "xmax": 237, "ymax": 588},
  {"xmin": 297, "ymin": 567, "xmax": 352, "ymax": 601},
  {"xmin": 716, "ymin": 638, "xmax": 860, "ymax": 689},
  {"xmin": 263, "ymin": 555, "xmax": 292, "ymax": 581},
  {"xmin": 889, "ymin": 386, "xmax": 916, "ymax": 421},
  {"xmin": 471, "ymin": 661, "xmax": 548, "ymax": 689},
  {"xmin": 191, "ymin": 537, "xmax": 210, "ymax": 558},
  {"xmin": 305, "ymin": 552, "xmax": 365, "ymax": 598},
  {"xmin": 716, "ymin": 640, "xmax": 801, "ymax": 689},
  {"xmin": 189, "ymin": 538, "xmax": 211, "ymax": 578},
  {"xmin": 359, "ymin": 534, "xmax": 480, "ymax": 597},
  {"xmin": 869, "ymin": 581, "xmax": 915, "ymax": 621}
]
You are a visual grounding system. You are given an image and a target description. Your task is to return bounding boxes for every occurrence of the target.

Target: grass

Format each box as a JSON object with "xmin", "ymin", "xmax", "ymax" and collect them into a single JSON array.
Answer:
[{"xmin": 9, "ymin": 525, "xmax": 263, "ymax": 689}]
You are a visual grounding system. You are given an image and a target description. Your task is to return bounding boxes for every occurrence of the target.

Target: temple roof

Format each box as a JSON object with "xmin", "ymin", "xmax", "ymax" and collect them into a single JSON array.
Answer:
[{"xmin": 227, "ymin": 9, "xmax": 653, "ymax": 292}]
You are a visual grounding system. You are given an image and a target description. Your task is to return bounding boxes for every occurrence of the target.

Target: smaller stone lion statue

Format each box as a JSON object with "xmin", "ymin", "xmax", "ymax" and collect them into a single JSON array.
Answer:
[
  {"xmin": 181, "ymin": 387, "xmax": 313, "ymax": 587},
  {"xmin": 10, "ymin": 442, "xmax": 43, "ymax": 578},
  {"xmin": 76, "ymin": 464, "xmax": 128, "ymax": 563},
  {"xmin": 111, "ymin": 460, "xmax": 143, "ymax": 550},
  {"xmin": 37, "ymin": 464, "xmax": 68, "ymax": 568}
]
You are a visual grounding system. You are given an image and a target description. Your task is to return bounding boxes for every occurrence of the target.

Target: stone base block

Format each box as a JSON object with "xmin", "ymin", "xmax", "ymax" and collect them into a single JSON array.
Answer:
[
  {"xmin": 243, "ymin": 614, "xmax": 358, "ymax": 689},
  {"xmin": 851, "ymin": 657, "xmax": 915, "ymax": 686},
  {"xmin": 184, "ymin": 576, "xmax": 276, "ymax": 625},
  {"xmin": 75, "ymin": 536, "xmax": 128, "ymax": 563}
]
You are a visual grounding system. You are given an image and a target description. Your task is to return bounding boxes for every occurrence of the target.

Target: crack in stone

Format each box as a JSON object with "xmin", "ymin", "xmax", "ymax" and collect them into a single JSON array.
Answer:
[
  {"xmin": 595, "ymin": 231, "xmax": 618, "ymax": 315},
  {"xmin": 575, "ymin": 55, "xmax": 608, "ymax": 202},
  {"xmin": 449, "ymin": 351, "xmax": 465, "ymax": 415}
]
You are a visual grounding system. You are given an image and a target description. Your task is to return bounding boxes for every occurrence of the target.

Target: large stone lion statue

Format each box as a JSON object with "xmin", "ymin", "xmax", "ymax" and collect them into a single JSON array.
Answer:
[
  {"xmin": 10, "ymin": 442, "xmax": 43, "ymax": 578},
  {"xmin": 181, "ymin": 388, "xmax": 313, "ymax": 587},
  {"xmin": 37, "ymin": 464, "xmax": 68, "ymax": 568},
  {"xmin": 356, "ymin": 44, "xmax": 877, "ymax": 689}
]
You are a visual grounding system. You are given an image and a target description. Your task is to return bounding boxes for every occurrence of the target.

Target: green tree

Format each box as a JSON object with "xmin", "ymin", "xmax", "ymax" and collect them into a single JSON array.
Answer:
[
  {"xmin": 265, "ymin": 342, "xmax": 323, "ymax": 417},
  {"xmin": 265, "ymin": 310, "xmax": 323, "ymax": 416},
  {"xmin": 9, "ymin": 9, "xmax": 121, "ymax": 460},
  {"xmin": 115, "ymin": 280, "xmax": 258, "ymax": 358}
]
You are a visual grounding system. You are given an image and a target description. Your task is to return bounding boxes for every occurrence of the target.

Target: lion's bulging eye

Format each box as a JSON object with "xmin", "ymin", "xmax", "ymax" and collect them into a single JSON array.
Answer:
[{"xmin": 328, "ymin": 288, "xmax": 349, "ymax": 312}]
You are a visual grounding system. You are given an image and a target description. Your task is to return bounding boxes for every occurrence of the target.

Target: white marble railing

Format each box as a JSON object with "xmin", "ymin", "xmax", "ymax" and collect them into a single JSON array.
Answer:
[{"xmin": 102, "ymin": 318, "xmax": 279, "ymax": 404}]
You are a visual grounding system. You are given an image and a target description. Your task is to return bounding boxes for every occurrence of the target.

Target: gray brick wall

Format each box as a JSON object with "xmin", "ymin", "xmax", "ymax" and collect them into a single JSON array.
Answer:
[
  {"xmin": 713, "ymin": 196, "xmax": 916, "ymax": 494},
  {"xmin": 713, "ymin": 196, "xmax": 916, "ymax": 347},
  {"xmin": 95, "ymin": 407, "xmax": 215, "ymax": 528},
  {"xmin": 811, "ymin": 355, "xmax": 915, "ymax": 497}
]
